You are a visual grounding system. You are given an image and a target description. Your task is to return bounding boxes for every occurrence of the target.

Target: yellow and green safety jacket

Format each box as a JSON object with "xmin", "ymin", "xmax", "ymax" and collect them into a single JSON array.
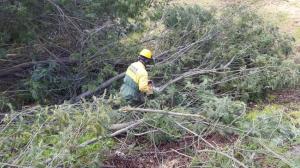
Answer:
[{"xmin": 120, "ymin": 61, "xmax": 150, "ymax": 102}]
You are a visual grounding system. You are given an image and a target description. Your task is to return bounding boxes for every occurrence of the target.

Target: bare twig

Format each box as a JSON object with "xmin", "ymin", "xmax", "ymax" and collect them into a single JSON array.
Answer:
[
  {"xmin": 0, "ymin": 162, "xmax": 30, "ymax": 168},
  {"xmin": 134, "ymin": 130, "xmax": 158, "ymax": 136},
  {"xmin": 47, "ymin": 0, "xmax": 82, "ymax": 33},
  {"xmin": 171, "ymin": 148, "xmax": 193, "ymax": 159},
  {"xmin": 109, "ymin": 120, "xmax": 143, "ymax": 130},
  {"xmin": 174, "ymin": 121, "xmax": 215, "ymax": 149},
  {"xmin": 256, "ymin": 140, "xmax": 294, "ymax": 167},
  {"xmin": 78, "ymin": 119, "xmax": 144, "ymax": 148},
  {"xmin": 157, "ymin": 29, "xmax": 218, "ymax": 65},
  {"xmin": 0, "ymin": 59, "xmax": 76, "ymax": 77},
  {"xmin": 197, "ymin": 149, "xmax": 248, "ymax": 168}
]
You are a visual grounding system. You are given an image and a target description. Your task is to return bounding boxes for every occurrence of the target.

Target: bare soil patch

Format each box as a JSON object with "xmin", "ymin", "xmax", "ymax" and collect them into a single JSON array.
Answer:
[
  {"xmin": 271, "ymin": 89, "xmax": 300, "ymax": 104},
  {"xmin": 103, "ymin": 133, "xmax": 238, "ymax": 168}
]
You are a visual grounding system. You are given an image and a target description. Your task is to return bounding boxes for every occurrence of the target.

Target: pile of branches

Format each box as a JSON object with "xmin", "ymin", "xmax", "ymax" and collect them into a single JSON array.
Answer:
[
  {"xmin": 75, "ymin": 4, "xmax": 300, "ymax": 105},
  {"xmin": 0, "ymin": 0, "xmax": 152, "ymax": 110},
  {"xmin": 148, "ymin": 5, "xmax": 298, "ymax": 104},
  {"xmin": 1, "ymin": 1, "xmax": 299, "ymax": 111},
  {"xmin": 0, "ymin": 96, "xmax": 299, "ymax": 167},
  {"xmin": 1, "ymin": 3, "xmax": 300, "ymax": 167}
]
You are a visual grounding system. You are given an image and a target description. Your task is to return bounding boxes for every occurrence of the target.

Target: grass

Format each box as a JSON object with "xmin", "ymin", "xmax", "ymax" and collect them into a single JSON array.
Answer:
[
  {"xmin": 246, "ymin": 104, "xmax": 281, "ymax": 120},
  {"xmin": 294, "ymin": 27, "xmax": 300, "ymax": 44},
  {"xmin": 173, "ymin": 0, "xmax": 219, "ymax": 7},
  {"xmin": 175, "ymin": 0, "xmax": 300, "ymax": 46},
  {"xmin": 248, "ymin": 102, "xmax": 300, "ymax": 125},
  {"xmin": 262, "ymin": 11, "xmax": 289, "ymax": 26}
]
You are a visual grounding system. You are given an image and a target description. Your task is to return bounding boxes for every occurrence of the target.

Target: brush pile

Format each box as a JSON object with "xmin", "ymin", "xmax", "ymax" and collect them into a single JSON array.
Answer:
[{"xmin": 1, "ymin": 2, "xmax": 300, "ymax": 167}]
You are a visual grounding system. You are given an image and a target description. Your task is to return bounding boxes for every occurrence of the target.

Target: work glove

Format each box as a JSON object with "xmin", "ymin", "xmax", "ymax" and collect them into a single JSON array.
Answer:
[
  {"xmin": 147, "ymin": 80, "xmax": 160, "ymax": 95},
  {"xmin": 146, "ymin": 83, "xmax": 154, "ymax": 95}
]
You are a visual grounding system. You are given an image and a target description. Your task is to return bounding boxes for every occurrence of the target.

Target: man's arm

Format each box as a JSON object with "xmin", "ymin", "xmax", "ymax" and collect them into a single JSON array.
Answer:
[{"xmin": 138, "ymin": 72, "xmax": 150, "ymax": 93}]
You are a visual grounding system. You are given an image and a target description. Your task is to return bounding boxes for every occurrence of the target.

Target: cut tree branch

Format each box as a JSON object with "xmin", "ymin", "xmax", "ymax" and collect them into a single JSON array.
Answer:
[
  {"xmin": 71, "ymin": 45, "xmax": 235, "ymax": 102},
  {"xmin": 0, "ymin": 58, "xmax": 76, "ymax": 77},
  {"xmin": 71, "ymin": 72, "xmax": 125, "ymax": 103},
  {"xmin": 157, "ymin": 56, "xmax": 235, "ymax": 92},
  {"xmin": 109, "ymin": 119, "xmax": 143, "ymax": 130},
  {"xmin": 175, "ymin": 121, "xmax": 248, "ymax": 168},
  {"xmin": 120, "ymin": 107, "xmax": 206, "ymax": 119},
  {"xmin": 157, "ymin": 69, "xmax": 217, "ymax": 92},
  {"xmin": 78, "ymin": 119, "xmax": 143, "ymax": 148}
]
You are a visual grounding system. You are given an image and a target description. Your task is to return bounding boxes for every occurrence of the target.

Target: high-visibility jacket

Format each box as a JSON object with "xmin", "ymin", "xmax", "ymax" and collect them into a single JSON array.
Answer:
[{"xmin": 120, "ymin": 61, "xmax": 150, "ymax": 101}]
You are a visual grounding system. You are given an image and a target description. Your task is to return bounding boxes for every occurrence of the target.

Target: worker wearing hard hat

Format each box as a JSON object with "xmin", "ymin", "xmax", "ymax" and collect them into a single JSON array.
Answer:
[{"xmin": 120, "ymin": 49, "xmax": 155, "ymax": 105}]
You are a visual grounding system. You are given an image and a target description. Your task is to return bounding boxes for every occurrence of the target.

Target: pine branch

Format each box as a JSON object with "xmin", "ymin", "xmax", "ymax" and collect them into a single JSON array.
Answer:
[
  {"xmin": 78, "ymin": 119, "xmax": 144, "ymax": 148},
  {"xmin": 156, "ymin": 57, "xmax": 235, "ymax": 92},
  {"xmin": 120, "ymin": 107, "xmax": 206, "ymax": 119},
  {"xmin": 71, "ymin": 72, "xmax": 125, "ymax": 103},
  {"xmin": 157, "ymin": 69, "xmax": 217, "ymax": 92}
]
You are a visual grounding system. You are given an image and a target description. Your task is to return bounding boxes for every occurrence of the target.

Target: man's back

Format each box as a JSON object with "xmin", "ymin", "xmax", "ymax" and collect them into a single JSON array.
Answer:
[{"xmin": 120, "ymin": 61, "xmax": 149, "ymax": 104}]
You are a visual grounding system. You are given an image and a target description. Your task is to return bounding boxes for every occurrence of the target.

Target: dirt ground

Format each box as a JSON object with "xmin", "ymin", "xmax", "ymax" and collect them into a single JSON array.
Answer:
[
  {"xmin": 103, "ymin": 133, "xmax": 238, "ymax": 168},
  {"xmin": 271, "ymin": 89, "xmax": 300, "ymax": 104},
  {"xmin": 102, "ymin": 89, "xmax": 300, "ymax": 168}
]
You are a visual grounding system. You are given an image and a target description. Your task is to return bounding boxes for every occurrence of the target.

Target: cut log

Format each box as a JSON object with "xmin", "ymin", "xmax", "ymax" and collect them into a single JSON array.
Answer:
[{"xmin": 71, "ymin": 72, "xmax": 125, "ymax": 103}]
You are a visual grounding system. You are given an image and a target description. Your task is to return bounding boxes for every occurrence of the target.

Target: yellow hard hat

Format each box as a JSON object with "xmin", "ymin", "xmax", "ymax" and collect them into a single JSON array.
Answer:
[{"xmin": 139, "ymin": 49, "xmax": 152, "ymax": 59}]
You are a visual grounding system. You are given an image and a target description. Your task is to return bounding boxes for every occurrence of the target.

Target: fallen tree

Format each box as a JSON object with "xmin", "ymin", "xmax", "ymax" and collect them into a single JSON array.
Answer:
[{"xmin": 71, "ymin": 72, "xmax": 126, "ymax": 103}]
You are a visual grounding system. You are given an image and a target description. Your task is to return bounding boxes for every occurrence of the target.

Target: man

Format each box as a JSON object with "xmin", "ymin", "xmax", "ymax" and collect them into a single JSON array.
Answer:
[{"xmin": 120, "ymin": 49, "xmax": 154, "ymax": 105}]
